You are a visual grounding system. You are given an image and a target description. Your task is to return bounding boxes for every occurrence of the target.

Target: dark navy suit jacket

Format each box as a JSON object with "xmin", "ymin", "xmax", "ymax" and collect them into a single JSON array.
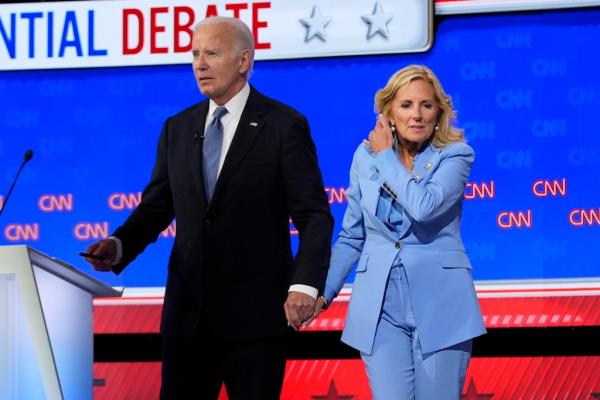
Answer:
[{"xmin": 112, "ymin": 87, "xmax": 333, "ymax": 341}]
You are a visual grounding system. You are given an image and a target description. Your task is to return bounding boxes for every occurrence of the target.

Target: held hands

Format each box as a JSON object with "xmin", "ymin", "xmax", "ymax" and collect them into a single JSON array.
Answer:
[
  {"xmin": 301, "ymin": 296, "xmax": 327, "ymax": 329},
  {"xmin": 83, "ymin": 239, "xmax": 117, "ymax": 271},
  {"xmin": 364, "ymin": 114, "xmax": 394, "ymax": 154},
  {"xmin": 284, "ymin": 291, "xmax": 316, "ymax": 331},
  {"xmin": 284, "ymin": 291, "xmax": 329, "ymax": 331}
]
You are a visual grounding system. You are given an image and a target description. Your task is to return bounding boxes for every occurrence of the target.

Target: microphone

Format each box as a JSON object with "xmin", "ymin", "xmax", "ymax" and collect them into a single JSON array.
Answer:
[{"xmin": 0, "ymin": 149, "xmax": 34, "ymax": 216}]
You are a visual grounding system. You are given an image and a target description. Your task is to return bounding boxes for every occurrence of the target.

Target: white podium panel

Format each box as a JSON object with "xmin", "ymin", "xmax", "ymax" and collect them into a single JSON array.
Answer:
[{"xmin": 0, "ymin": 245, "xmax": 120, "ymax": 400}]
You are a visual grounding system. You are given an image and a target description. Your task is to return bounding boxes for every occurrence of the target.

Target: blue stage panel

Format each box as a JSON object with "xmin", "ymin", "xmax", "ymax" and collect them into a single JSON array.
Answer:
[{"xmin": 1, "ymin": 8, "xmax": 599, "ymax": 286}]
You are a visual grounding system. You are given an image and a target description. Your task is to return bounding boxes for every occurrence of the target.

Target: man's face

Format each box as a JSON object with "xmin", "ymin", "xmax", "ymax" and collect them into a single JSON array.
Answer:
[{"xmin": 192, "ymin": 23, "xmax": 250, "ymax": 105}]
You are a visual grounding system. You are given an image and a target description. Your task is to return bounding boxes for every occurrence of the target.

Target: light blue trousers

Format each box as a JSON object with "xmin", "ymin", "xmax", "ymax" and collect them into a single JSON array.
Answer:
[{"xmin": 361, "ymin": 266, "xmax": 472, "ymax": 400}]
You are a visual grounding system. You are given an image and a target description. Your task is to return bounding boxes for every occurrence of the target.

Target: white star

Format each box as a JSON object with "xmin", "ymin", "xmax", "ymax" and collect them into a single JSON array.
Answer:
[
  {"xmin": 300, "ymin": 5, "xmax": 332, "ymax": 42},
  {"xmin": 362, "ymin": 2, "xmax": 393, "ymax": 40}
]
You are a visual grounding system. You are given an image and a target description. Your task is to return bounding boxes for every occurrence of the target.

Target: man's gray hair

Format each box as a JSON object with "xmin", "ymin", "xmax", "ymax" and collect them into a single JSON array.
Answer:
[{"xmin": 195, "ymin": 17, "xmax": 255, "ymax": 76}]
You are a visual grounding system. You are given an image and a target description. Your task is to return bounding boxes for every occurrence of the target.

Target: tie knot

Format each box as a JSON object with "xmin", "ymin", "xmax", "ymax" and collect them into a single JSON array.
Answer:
[{"xmin": 212, "ymin": 106, "xmax": 228, "ymax": 122}]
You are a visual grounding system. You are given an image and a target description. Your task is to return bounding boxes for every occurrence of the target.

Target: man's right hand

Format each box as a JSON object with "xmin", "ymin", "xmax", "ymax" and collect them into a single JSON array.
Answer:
[
  {"xmin": 284, "ymin": 291, "xmax": 316, "ymax": 331},
  {"xmin": 83, "ymin": 239, "xmax": 117, "ymax": 271}
]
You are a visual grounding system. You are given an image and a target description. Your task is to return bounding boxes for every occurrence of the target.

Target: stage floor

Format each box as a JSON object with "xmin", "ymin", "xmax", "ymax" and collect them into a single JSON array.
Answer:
[{"xmin": 93, "ymin": 278, "xmax": 600, "ymax": 399}]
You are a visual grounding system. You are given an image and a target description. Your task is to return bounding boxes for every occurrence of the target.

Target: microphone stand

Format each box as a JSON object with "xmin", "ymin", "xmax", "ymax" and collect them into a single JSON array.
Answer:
[{"xmin": 0, "ymin": 150, "xmax": 34, "ymax": 216}]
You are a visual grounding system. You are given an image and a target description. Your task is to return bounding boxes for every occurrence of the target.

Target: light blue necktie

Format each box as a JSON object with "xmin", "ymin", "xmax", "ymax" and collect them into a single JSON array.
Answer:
[{"xmin": 203, "ymin": 106, "xmax": 228, "ymax": 201}]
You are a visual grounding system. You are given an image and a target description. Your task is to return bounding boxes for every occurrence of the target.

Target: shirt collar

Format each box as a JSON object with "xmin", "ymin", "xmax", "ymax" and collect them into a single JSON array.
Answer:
[{"xmin": 207, "ymin": 82, "xmax": 250, "ymax": 121}]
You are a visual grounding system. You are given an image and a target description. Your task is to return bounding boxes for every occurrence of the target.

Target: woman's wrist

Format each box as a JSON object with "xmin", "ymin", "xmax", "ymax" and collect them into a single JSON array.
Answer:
[{"xmin": 319, "ymin": 295, "xmax": 329, "ymax": 310}]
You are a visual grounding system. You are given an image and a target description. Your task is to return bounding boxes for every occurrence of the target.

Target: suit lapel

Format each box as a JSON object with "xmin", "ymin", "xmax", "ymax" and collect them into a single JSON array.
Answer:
[
  {"xmin": 208, "ymin": 88, "xmax": 266, "ymax": 209},
  {"xmin": 361, "ymin": 152, "xmax": 400, "ymax": 241},
  {"xmin": 368, "ymin": 199, "xmax": 400, "ymax": 241},
  {"xmin": 411, "ymin": 143, "xmax": 440, "ymax": 184},
  {"xmin": 189, "ymin": 101, "xmax": 210, "ymax": 206},
  {"xmin": 397, "ymin": 144, "xmax": 440, "ymax": 238}
]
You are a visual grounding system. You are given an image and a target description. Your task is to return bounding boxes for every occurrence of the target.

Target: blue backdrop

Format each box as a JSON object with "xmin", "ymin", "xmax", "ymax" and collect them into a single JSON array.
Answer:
[{"xmin": 1, "ymin": 8, "xmax": 599, "ymax": 287}]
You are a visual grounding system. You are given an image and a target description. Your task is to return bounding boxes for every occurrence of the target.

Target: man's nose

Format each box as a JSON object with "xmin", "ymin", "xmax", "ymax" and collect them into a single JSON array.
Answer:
[{"xmin": 194, "ymin": 55, "xmax": 208, "ymax": 69}]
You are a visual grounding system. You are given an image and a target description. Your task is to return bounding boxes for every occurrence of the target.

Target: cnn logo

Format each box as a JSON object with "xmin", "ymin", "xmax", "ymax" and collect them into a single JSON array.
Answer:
[
  {"xmin": 4, "ymin": 223, "xmax": 39, "ymax": 241},
  {"xmin": 73, "ymin": 222, "xmax": 109, "ymax": 240}
]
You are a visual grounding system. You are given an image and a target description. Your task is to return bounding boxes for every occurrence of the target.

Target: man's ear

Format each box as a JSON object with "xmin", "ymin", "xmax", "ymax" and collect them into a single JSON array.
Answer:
[{"xmin": 238, "ymin": 49, "xmax": 251, "ymax": 75}]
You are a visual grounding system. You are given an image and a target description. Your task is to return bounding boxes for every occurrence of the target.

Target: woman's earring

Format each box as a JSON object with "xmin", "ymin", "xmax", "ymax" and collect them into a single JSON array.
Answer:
[
  {"xmin": 434, "ymin": 123, "xmax": 439, "ymax": 132},
  {"xmin": 390, "ymin": 125, "xmax": 397, "ymax": 133}
]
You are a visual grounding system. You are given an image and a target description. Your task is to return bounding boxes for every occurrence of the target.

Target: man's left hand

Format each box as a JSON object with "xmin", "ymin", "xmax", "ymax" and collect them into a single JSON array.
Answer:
[{"xmin": 284, "ymin": 291, "xmax": 316, "ymax": 331}]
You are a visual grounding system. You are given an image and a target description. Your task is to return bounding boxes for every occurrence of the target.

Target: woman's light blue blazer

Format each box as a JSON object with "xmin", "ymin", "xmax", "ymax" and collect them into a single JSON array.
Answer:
[{"xmin": 324, "ymin": 141, "xmax": 486, "ymax": 356}]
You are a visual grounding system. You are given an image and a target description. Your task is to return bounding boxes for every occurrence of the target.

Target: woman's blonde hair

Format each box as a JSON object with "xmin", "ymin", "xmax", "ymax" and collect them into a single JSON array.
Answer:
[{"xmin": 374, "ymin": 65, "xmax": 464, "ymax": 147}]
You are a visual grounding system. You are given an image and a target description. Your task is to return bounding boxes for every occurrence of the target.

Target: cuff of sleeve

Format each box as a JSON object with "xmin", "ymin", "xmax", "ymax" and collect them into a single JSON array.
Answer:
[
  {"xmin": 323, "ymin": 286, "xmax": 337, "ymax": 304},
  {"xmin": 108, "ymin": 236, "xmax": 123, "ymax": 266},
  {"xmin": 373, "ymin": 148, "xmax": 397, "ymax": 173},
  {"xmin": 289, "ymin": 284, "xmax": 318, "ymax": 299}
]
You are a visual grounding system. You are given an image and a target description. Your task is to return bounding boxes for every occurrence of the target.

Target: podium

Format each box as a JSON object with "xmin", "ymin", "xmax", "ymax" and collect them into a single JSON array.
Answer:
[{"xmin": 0, "ymin": 245, "xmax": 121, "ymax": 400}]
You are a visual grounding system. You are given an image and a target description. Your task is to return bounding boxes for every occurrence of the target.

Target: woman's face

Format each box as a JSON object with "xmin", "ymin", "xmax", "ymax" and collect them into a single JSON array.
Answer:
[{"xmin": 389, "ymin": 79, "xmax": 439, "ymax": 148}]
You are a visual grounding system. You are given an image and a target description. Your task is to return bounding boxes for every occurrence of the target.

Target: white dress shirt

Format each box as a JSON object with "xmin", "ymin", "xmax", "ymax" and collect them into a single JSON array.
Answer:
[{"xmin": 206, "ymin": 82, "xmax": 249, "ymax": 176}]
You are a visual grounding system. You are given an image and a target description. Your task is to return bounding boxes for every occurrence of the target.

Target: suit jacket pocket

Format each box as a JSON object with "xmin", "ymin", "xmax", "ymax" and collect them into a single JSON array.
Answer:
[
  {"xmin": 440, "ymin": 250, "xmax": 472, "ymax": 269},
  {"xmin": 356, "ymin": 254, "xmax": 369, "ymax": 272}
]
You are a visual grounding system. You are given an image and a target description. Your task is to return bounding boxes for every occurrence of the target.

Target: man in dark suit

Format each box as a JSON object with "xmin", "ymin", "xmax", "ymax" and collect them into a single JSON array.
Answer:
[{"xmin": 84, "ymin": 16, "xmax": 333, "ymax": 399}]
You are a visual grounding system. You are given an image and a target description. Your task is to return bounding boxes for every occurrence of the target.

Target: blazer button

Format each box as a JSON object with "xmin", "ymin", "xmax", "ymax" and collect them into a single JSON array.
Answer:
[
  {"xmin": 204, "ymin": 219, "xmax": 211, "ymax": 228},
  {"xmin": 394, "ymin": 242, "xmax": 401, "ymax": 249}
]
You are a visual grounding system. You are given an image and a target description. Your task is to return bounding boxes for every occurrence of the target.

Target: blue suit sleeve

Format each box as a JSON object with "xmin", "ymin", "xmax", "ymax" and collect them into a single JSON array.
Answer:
[
  {"xmin": 324, "ymin": 146, "xmax": 366, "ymax": 302},
  {"xmin": 373, "ymin": 142, "xmax": 474, "ymax": 222}
]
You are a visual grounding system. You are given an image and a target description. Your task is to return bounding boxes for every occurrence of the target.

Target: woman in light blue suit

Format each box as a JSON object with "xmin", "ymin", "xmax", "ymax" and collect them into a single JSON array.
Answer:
[{"xmin": 309, "ymin": 65, "xmax": 486, "ymax": 399}]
